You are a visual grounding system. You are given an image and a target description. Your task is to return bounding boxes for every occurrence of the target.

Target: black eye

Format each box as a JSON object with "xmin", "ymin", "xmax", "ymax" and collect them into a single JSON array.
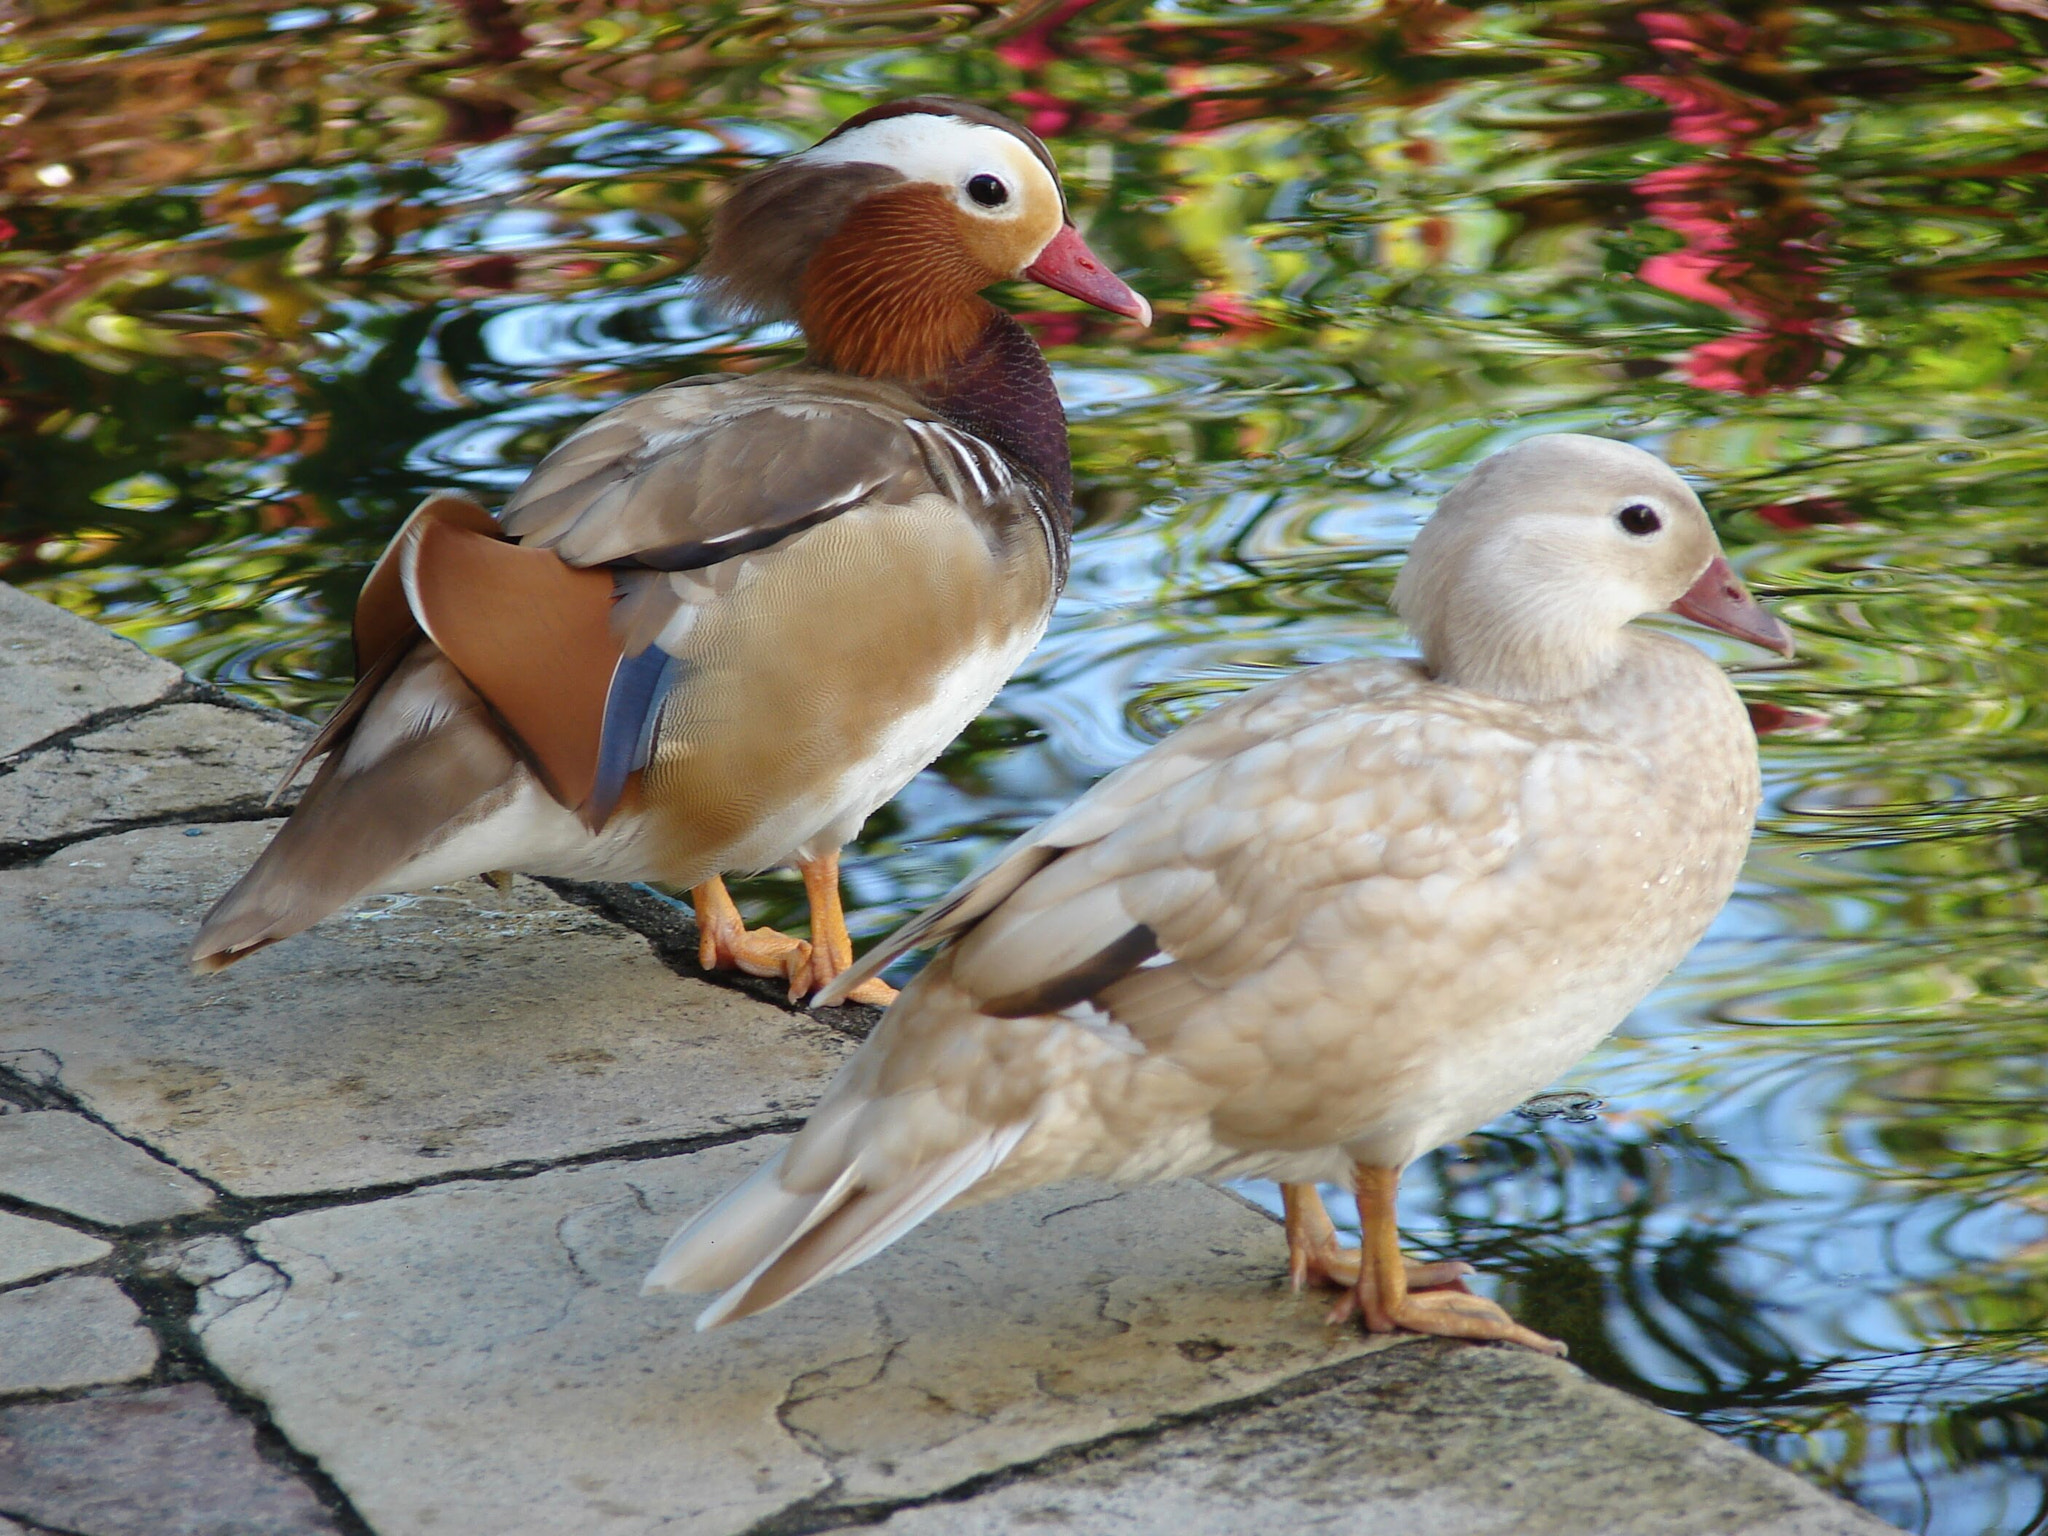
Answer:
[
  {"xmin": 966, "ymin": 173, "xmax": 1009, "ymax": 208},
  {"xmin": 1617, "ymin": 502, "xmax": 1661, "ymax": 536}
]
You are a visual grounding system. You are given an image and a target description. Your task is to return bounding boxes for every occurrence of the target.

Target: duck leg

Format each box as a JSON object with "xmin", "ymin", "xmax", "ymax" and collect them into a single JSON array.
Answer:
[
  {"xmin": 1333, "ymin": 1166, "xmax": 1566, "ymax": 1355},
  {"xmin": 796, "ymin": 851, "xmax": 899, "ymax": 1007},
  {"xmin": 1282, "ymin": 1182, "xmax": 1473, "ymax": 1293},
  {"xmin": 692, "ymin": 877, "xmax": 812, "ymax": 997}
]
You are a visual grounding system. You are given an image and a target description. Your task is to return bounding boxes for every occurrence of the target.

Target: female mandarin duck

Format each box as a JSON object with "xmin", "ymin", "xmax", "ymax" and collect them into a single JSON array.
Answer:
[
  {"xmin": 643, "ymin": 434, "xmax": 1795, "ymax": 1352},
  {"xmin": 189, "ymin": 99, "xmax": 1149, "ymax": 1003}
]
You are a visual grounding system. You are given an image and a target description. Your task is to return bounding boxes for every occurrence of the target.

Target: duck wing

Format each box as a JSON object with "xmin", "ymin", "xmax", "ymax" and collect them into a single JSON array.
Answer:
[
  {"xmin": 817, "ymin": 661, "xmax": 1415, "ymax": 1004},
  {"xmin": 498, "ymin": 373, "xmax": 969, "ymax": 569}
]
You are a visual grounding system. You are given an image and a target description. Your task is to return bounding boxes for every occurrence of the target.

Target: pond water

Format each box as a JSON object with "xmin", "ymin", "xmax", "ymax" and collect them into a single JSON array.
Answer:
[{"xmin": 6, "ymin": 3, "xmax": 2048, "ymax": 1529}]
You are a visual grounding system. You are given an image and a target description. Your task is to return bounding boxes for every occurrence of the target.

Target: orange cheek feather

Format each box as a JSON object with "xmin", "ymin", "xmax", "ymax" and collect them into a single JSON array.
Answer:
[{"xmin": 800, "ymin": 186, "xmax": 1008, "ymax": 380}]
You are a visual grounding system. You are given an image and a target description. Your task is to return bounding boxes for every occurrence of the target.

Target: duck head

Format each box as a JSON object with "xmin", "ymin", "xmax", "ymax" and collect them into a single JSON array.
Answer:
[
  {"xmin": 1392, "ymin": 433, "xmax": 1795, "ymax": 703},
  {"xmin": 701, "ymin": 98, "xmax": 1149, "ymax": 381}
]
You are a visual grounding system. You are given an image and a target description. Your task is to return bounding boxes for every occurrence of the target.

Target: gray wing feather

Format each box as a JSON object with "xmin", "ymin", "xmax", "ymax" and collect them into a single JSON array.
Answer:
[
  {"xmin": 499, "ymin": 374, "xmax": 960, "ymax": 571},
  {"xmin": 812, "ymin": 679, "xmax": 1299, "ymax": 1006}
]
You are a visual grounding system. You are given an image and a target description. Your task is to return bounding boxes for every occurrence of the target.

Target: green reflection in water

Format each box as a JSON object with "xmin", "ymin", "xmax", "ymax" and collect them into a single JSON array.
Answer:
[{"xmin": 6, "ymin": 3, "xmax": 2048, "ymax": 1530}]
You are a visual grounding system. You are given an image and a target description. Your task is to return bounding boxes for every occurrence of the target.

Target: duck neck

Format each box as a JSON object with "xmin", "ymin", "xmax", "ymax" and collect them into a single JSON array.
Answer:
[
  {"xmin": 1425, "ymin": 627, "xmax": 1628, "ymax": 705},
  {"xmin": 794, "ymin": 191, "xmax": 1075, "ymax": 510},
  {"xmin": 804, "ymin": 292, "xmax": 1075, "ymax": 510},
  {"xmin": 920, "ymin": 310, "xmax": 1075, "ymax": 510}
]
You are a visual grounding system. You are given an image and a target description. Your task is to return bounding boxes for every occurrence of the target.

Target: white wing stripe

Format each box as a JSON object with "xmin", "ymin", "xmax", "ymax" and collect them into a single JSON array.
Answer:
[{"xmin": 909, "ymin": 418, "xmax": 1016, "ymax": 505}]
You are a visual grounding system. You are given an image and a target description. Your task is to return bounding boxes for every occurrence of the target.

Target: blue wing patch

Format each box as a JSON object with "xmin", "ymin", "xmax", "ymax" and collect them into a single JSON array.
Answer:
[{"xmin": 584, "ymin": 645, "xmax": 685, "ymax": 831}]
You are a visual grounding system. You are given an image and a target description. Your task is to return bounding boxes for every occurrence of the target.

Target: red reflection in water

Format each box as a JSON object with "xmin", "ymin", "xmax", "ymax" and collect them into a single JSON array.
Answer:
[
  {"xmin": 1624, "ymin": 8, "xmax": 1843, "ymax": 394},
  {"xmin": 1746, "ymin": 700, "xmax": 1829, "ymax": 735},
  {"xmin": 1755, "ymin": 496, "xmax": 1859, "ymax": 531}
]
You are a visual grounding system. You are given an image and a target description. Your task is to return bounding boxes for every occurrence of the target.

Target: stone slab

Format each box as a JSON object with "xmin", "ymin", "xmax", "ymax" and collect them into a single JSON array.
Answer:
[
  {"xmin": 831, "ymin": 1342, "xmax": 1900, "ymax": 1536},
  {"xmin": 0, "ymin": 703, "xmax": 307, "ymax": 849},
  {"xmin": 0, "ymin": 1275, "xmax": 157, "ymax": 1394},
  {"xmin": 0, "ymin": 1111, "xmax": 215, "ymax": 1226},
  {"xmin": 0, "ymin": 583, "xmax": 181, "ymax": 760},
  {"xmin": 0, "ymin": 1208, "xmax": 112, "ymax": 1286},
  {"xmin": 0, "ymin": 824, "xmax": 849, "ymax": 1196},
  {"xmin": 0, "ymin": 1382, "xmax": 342, "ymax": 1535},
  {"xmin": 195, "ymin": 1138, "xmax": 1392, "ymax": 1535}
]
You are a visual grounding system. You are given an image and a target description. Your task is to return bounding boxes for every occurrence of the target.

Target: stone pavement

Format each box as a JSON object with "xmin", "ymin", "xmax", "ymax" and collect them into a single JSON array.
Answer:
[{"xmin": 0, "ymin": 580, "xmax": 1898, "ymax": 1536}]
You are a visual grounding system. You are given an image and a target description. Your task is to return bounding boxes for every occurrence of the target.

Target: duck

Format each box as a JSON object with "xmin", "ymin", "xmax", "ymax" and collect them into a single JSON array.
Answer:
[
  {"xmin": 641, "ymin": 433, "xmax": 1795, "ymax": 1351},
  {"xmin": 189, "ymin": 98, "xmax": 1150, "ymax": 1004}
]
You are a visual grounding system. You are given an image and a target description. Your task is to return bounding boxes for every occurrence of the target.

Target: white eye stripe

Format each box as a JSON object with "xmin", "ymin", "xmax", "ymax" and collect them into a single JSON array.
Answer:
[{"xmin": 800, "ymin": 116, "xmax": 1050, "ymax": 214}]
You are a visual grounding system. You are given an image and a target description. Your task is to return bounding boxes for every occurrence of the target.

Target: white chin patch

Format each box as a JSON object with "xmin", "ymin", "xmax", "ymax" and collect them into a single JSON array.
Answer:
[{"xmin": 801, "ymin": 115, "xmax": 1051, "ymax": 215}]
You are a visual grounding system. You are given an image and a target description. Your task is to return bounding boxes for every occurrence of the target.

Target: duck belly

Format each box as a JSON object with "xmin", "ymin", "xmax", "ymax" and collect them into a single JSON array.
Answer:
[
  {"xmin": 763, "ymin": 629, "xmax": 1044, "ymax": 869},
  {"xmin": 1332, "ymin": 969, "xmax": 1653, "ymax": 1170}
]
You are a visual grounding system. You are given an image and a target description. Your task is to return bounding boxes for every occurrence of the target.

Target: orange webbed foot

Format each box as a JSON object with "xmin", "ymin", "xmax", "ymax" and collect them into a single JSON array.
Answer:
[
  {"xmin": 796, "ymin": 851, "xmax": 898, "ymax": 1008},
  {"xmin": 692, "ymin": 879, "xmax": 813, "ymax": 1000},
  {"xmin": 809, "ymin": 970, "xmax": 899, "ymax": 1008},
  {"xmin": 1282, "ymin": 1183, "xmax": 1472, "ymax": 1296},
  {"xmin": 1328, "ymin": 1283, "xmax": 1567, "ymax": 1357},
  {"xmin": 1331, "ymin": 1168, "xmax": 1563, "ymax": 1356}
]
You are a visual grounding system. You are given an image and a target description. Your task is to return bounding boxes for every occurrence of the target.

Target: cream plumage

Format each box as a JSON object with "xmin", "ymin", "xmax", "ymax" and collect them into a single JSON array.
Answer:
[{"xmin": 644, "ymin": 433, "xmax": 1794, "ymax": 1352}]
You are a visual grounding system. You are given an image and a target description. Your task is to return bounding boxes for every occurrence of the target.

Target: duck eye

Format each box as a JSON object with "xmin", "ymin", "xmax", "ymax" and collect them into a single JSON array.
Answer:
[
  {"xmin": 1617, "ymin": 503, "xmax": 1661, "ymax": 536},
  {"xmin": 966, "ymin": 173, "xmax": 1009, "ymax": 208}
]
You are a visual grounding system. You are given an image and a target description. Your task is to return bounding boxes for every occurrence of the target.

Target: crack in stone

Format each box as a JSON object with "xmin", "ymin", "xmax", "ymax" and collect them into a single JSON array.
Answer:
[
  {"xmin": 733, "ymin": 1349, "xmax": 1421, "ymax": 1536},
  {"xmin": 0, "ymin": 1036, "xmax": 805, "ymax": 1232},
  {"xmin": 0, "ymin": 802, "xmax": 302, "ymax": 871},
  {"xmin": 0, "ymin": 1504, "xmax": 99, "ymax": 1536},
  {"xmin": 0, "ymin": 1053, "xmax": 236, "ymax": 1210},
  {"xmin": 108, "ymin": 1238, "xmax": 381, "ymax": 1536},
  {"xmin": 1032, "ymin": 1191, "xmax": 1124, "ymax": 1228},
  {"xmin": 193, "ymin": 1117, "xmax": 810, "ymax": 1225},
  {"xmin": 759, "ymin": 1291, "xmax": 900, "ymax": 1514},
  {"xmin": 0, "ymin": 689, "xmax": 203, "ymax": 779},
  {"xmin": 0, "ymin": 1191, "xmax": 116, "ymax": 1237},
  {"xmin": 191, "ymin": 1254, "xmax": 295, "ymax": 1333},
  {"xmin": 0, "ymin": 1052, "xmax": 66, "ymax": 1101}
]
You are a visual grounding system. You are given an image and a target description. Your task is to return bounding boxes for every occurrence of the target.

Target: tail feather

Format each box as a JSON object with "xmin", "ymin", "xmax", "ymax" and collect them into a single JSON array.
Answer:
[
  {"xmin": 189, "ymin": 655, "xmax": 517, "ymax": 971},
  {"xmin": 641, "ymin": 1148, "xmax": 857, "ymax": 1297},
  {"xmin": 263, "ymin": 644, "xmax": 409, "ymax": 809},
  {"xmin": 645, "ymin": 1121, "xmax": 1031, "ymax": 1330}
]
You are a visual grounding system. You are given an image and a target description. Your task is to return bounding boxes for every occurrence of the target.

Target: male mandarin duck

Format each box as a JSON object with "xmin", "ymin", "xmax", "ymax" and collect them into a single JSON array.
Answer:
[
  {"xmin": 190, "ymin": 99, "xmax": 1150, "ymax": 1003},
  {"xmin": 643, "ymin": 434, "xmax": 1795, "ymax": 1351}
]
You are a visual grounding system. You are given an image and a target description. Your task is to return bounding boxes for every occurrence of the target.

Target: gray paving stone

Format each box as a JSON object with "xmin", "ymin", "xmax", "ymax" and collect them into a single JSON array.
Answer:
[
  {"xmin": 829, "ymin": 1343, "xmax": 1899, "ymax": 1536},
  {"xmin": 0, "ymin": 824, "xmax": 849, "ymax": 1196},
  {"xmin": 0, "ymin": 1275, "xmax": 157, "ymax": 1394},
  {"xmin": 194, "ymin": 1138, "xmax": 1392, "ymax": 1535},
  {"xmin": 0, "ymin": 583, "xmax": 182, "ymax": 760},
  {"xmin": 138, "ymin": 1233, "xmax": 255, "ymax": 1290},
  {"xmin": 0, "ymin": 1111, "xmax": 215, "ymax": 1226},
  {"xmin": 0, "ymin": 704, "xmax": 306, "ymax": 850},
  {"xmin": 0, "ymin": 1382, "xmax": 342, "ymax": 1535},
  {"xmin": 0, "ymin": 1208, "xmax": 112, "ymax": 1286}
]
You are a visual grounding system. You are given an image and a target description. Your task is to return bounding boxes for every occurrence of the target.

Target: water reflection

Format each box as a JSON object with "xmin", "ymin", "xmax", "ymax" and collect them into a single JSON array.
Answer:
[{"xmin": 7, "ymin": 3, "xmax": 2048, "ymax": 1529}]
